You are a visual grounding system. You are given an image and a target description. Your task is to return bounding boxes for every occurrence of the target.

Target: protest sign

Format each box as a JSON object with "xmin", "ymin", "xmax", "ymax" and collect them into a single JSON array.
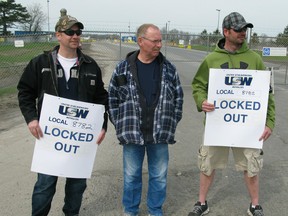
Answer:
[
  {"xmin": 31, "ymin": 93, "xmax": 105, "ymax": 178},
  {"xmin": 204, "ymin": 69, "xmax": 270, "ymax": 149}
]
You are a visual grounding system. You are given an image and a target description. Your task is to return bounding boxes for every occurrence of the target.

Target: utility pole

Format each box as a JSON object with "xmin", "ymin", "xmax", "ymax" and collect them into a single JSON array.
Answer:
[
  {"xmin": 164, "ymin": 21, "xmax": 170, "ymax": 56},
  {"xmin": 47, "ymin": 0, "xmax": 50, "ymax": 32},
  {"xmin": 165, "ymin": 21, "xmax": 170, "ymax": 41}
]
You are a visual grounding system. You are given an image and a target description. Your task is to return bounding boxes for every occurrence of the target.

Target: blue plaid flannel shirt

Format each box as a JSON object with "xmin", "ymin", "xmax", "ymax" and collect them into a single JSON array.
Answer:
[{"xmin": 108, "ymin": 52, "xmax": 183, "ymax": 145}]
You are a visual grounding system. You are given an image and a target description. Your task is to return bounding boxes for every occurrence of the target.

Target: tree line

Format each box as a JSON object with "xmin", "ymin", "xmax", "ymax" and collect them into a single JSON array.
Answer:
[
  {"xmin": 1, "ymin": 0, "xmax": 288, "ymax": 47},
  {"xmin": 0, "ymin": 0, "xmax": 46, "ymax": 35}
]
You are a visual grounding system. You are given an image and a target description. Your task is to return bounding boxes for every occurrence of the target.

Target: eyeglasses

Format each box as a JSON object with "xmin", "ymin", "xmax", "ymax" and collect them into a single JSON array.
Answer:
[
  {"xmin": 60, "ymin": 29, "xmax": 82, "ymax": 36},
  {"xmin": 142, "ymin": 37, "xmax": 162, "ymax": 44},
  {"xmin": 232, "ymin": 27, "xmax": 247, "ymax": 33}
]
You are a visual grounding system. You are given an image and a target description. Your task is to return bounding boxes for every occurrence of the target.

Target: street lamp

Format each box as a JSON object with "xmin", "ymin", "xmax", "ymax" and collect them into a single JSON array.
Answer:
[
  {"xmin": 166, "ymin": 20, "xmax": 170, "ymax": 40},
  {"xmin": 165, "ymin": 21, "xmax": 170, "ymax": 56},
  {"xmin": 216, "ymin": 9, "xmax": 221, "ymax": 33},
  {"xmin": 47, "ymin": 0, "xmax": 50, "ymax": 32}
]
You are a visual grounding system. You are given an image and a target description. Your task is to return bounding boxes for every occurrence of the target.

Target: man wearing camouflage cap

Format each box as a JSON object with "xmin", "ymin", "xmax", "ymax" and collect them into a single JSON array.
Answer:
[
  {"xmin": 188, "ymin": 12, "xmax": 275, "ymax": 216},
  {"xmin": 17, "ymin": 9, "xmax": 108, "ymax": 216}
]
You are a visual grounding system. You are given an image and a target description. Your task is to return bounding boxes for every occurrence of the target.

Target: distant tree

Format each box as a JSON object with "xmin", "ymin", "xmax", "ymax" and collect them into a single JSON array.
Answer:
[
  {"xmin": 169, "ymin": 28, "xmax": 180, "ymax": 42},
  {"xmin": 199, "ymin": 29, "xmax": 208, "ymax": 45},
  {"xmin": 160, "ymin": 26, "xmax": 166, "ymax": 34},
  {"xmin": 258, "ymin": 34, "xmax": 275, "ymax": 47},
  {"xmin": 213, "ymin": 29, "xmax": 221, "ymax": 36},
  {"xmin": 259, "ymin": 33, "xmax": 269, "ymax": 45},
  {"xmin": 0, "ymin": 0, "xmax": 29, "ymax": 35},
  {"xmin": 276, "ymin": 25, "xmax": 288, "ymax": 46},
  {"xmin": 284, "ymin": 25, "xmax": 288, "ymax": 35},
  {"xmin": 210, "ymin": 29, "xmax": 222, "ymax": 44},
  {"xmin": 200, "ymin": 29, "xmax": 208, "ymax": 35},
  {"xmin": 251, "ymin": 32, "xmax": 260, "ymax": 44},
  {"xmin": 179, "ymin": 31, "xmax": 191, "ymax": 45},
  {"xmin": 260, "ymin": 33, "xmax": 268, "ymax": 37},
  {"xmin": 21, "ymin": 3, "xmax": 46, "ymax": 32},
  {"xmin": 160, "ymin": 26, "xmax": 169, "ymax": 40}
]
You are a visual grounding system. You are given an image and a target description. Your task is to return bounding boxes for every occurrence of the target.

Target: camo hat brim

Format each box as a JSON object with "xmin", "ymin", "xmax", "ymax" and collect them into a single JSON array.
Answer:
[{"xmin": 55, "ymin": 15, "xmax": 84, "ymax": 32}]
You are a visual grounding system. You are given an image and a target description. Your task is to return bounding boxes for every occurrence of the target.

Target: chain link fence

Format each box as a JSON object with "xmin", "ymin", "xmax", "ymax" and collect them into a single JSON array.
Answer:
[{"xmin": 0, "ymin": 31, "xmax": 287, "ymax": 89}]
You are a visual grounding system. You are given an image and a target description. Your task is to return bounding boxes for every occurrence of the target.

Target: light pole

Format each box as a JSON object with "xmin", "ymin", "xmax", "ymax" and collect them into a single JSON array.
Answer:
[
  {"xmin": 165, "ymin": 21, "xmax": 170, "ymax": 56},
  {"xmin": 47, "ymin": 0, "xmax": 50, "ymax": 32},
  {"xmin": 167, "ymin": 20, "xmax": 170, "ymax": 40},
  {"xmin": 166, "ymin": 20, "xmax": 170, "ymax": 41},
  {"xmin": 216, "ymin": 9, "xmax": 221, "ymax": 33}
]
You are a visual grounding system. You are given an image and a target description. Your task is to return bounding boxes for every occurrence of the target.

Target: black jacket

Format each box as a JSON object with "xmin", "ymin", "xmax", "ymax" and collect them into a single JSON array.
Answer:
[{"xmin": 17, "ymin": 45, "xmax": 108, "ymax": 130}]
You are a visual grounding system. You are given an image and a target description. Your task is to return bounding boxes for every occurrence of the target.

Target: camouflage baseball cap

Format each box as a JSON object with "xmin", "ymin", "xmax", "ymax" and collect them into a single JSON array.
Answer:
[
  {"xmin": 222, "ymin": 12, "xmax": 253, "ymax": 31},
  {"xmin": 55, "ymin": 8, "xmax": 84, "ymax": 32}
]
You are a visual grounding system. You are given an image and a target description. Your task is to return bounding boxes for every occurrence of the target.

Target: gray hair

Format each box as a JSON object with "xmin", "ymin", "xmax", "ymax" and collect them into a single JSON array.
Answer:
[{"xmin": 136, "ymin": 24, "xmax": 160, "ymax": 38}]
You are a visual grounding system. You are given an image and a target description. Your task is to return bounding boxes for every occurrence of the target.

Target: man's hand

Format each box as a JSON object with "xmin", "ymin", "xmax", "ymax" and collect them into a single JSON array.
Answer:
[
  {"xmin": 259, "ymin": 126, "xmax": 272, "ymax": 142},
  {"xmin": 202, "ymin": 100, "xmax": 215, "ymax": 112},
  {"xmin": 96, "ymin": 129, "xmax": 106, "ymax": 145},
  {"xmin": 28, "ymin": 120, "xmax": 43, "ymax": 139}
]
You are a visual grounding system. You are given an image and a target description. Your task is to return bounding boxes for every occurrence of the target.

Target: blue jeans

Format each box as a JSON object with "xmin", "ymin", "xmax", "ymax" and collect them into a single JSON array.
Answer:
[
  {"xmin": 123, "ymin": 143, "xmax": 169, "ymax": 216},
  {"xmin": 32, "ymin": 173, "xmax": 87, "ymax": 216}
]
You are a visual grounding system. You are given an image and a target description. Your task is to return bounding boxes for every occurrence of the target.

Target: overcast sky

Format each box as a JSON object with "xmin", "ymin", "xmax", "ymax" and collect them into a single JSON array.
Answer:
[{"xmin": 16, "ymin": 0, "xmax": 287, "ymax": 36}]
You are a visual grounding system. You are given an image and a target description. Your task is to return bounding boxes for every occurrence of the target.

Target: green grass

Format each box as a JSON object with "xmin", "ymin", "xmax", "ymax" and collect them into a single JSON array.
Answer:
[
  {"xmin": 190, "ymin": 44, "xmax": 215, "ymax": 52},
  {"xmin": 0, "ymin": 41, "xmax": 58, "ymax": 92},
  {"xmin": 0, "ymin": 42, "xmax": 58, "ymax": 64},
  {"xmin": 0, "ymin": 86, "xmax": 17, "ymax": 97}
]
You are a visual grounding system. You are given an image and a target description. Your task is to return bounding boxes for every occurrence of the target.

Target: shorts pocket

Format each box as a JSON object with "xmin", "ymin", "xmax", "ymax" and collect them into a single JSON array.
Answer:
[
  {"xmin": 247, "ymin": 150, "xmax": 263, "ymax": 177},
  {"xmin": 197, "ymin": 146, "xmax": 211, "ymax": 175}
]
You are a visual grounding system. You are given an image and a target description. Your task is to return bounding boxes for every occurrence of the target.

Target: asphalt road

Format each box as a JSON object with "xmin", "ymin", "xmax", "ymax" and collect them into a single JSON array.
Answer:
[{"xmin": 0, "ymin": 43, "xmax": 287, "ymax": 216}]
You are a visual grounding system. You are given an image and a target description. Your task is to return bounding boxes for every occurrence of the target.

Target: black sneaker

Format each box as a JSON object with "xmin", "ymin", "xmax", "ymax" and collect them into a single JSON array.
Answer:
[
  {"xmin": 188, "ymin": 201, "xmax": 209, "ymax": 216},
  {"xmin": 247, "ymin": 203, "xmax": 264, "ymax": 216}
]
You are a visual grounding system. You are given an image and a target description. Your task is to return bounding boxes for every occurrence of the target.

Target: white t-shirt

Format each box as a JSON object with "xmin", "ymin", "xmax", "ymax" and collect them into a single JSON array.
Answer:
[{"xmin": 57, "ymin": 54, "xmax": 78, "ymax": 81}]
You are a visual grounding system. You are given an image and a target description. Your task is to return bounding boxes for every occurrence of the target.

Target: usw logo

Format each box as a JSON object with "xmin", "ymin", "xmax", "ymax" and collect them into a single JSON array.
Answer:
[
  {"xmin": 58, "ymin": 105, "xmax": 89, "ymax": 119},
  {"xmin": 225, "ymin": 76, "xmax": 253, "ymax": 86}
]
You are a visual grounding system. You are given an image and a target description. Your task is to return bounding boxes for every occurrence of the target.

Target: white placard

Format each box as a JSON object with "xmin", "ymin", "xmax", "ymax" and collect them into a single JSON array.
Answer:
[
  {"xmin": 14, "ymin": 40, "xmax": 24, "ymax": 47},
  {"xmin": 31, "ymin": 93, "xmax": 105, "ymax": 178},
  {"xmin": 204, "ymin": 69, "xmax": 270, "ymax": 149}
]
